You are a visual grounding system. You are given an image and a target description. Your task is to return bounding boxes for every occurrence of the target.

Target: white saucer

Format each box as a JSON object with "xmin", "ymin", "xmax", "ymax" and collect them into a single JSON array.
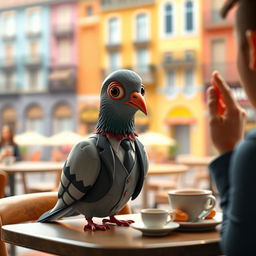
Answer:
[
  {"xmin": 130, "ymin": 222, "xmax": 180, "ymax": 237},
  {"xmin": 176, "ymin": 218, "xmax": 221, "ymax": 231}
]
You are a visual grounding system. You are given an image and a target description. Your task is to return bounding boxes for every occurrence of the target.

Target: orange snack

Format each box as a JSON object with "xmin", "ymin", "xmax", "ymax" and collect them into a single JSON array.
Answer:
[
  {"xmin": 172, "ymin": 209, "xmax": 189, "ymax": 222},
  {"xmin": 205, "ymin": 209, "xmax": 216, "ymax": 219}
]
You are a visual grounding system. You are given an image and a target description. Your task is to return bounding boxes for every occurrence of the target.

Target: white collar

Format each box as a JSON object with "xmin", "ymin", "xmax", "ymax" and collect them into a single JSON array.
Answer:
[{"xmin": 108, "ymin": 137, "xmax": 135, "ymax": 153}]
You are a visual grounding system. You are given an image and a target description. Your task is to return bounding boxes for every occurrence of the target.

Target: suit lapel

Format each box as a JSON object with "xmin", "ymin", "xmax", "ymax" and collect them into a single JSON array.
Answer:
[
  {"xmin": 132, "ymin": 138, "xmax": 149, "ymax": 200},
  {"xmin": 95, "ymin": 134, "xmax": 115, "ymax": 179},
  {"xmin": 134, "ymin": 138, "xmax": 148, "ymax": 176}
]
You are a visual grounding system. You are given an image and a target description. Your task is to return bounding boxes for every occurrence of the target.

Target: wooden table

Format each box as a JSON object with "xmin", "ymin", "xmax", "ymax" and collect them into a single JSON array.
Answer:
[
  {"xmin": 0, "ymin": 161, "xmax": 63, "ymax": 195},
  {"xmin": 1, "ymin": 214, "xmax": 221, "ymax": 256},
  {"xmin": 142, "ymin": 164, "xmax": 189, "ymax": 208}
]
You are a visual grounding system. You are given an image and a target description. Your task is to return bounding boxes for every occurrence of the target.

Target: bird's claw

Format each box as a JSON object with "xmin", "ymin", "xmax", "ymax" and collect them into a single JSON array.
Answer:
[
  {"xmin": 84, "ymin": 218, "xmax": 110, "ymax": 231},
  {"xmin": 102, "ymin": 216, "xmax": 134, "ymax": 226},
  {"xmin": 84, "ymin": 223, "xmax": 110, "ymax": 231}
]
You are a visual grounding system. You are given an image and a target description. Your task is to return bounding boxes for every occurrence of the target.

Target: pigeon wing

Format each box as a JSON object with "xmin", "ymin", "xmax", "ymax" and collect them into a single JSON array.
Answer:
[{"xmin": 38, "ymin": 138, "xmax": 100, "ymax": 222}]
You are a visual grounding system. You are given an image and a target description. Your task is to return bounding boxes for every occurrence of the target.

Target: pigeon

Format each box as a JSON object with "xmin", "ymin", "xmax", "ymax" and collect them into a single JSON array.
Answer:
[{"xmin": 38, "ymin": 69, "xmax": 149, "ymax": 231}]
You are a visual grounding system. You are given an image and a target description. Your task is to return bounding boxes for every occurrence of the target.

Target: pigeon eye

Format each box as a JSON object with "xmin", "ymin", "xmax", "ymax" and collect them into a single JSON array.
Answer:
[
  {"xmin": 107, "ymin": 82, "xmax": 125, "ymax": 100},
  {"xmin": 141, "ymin": 87, "xmax": 145, "ymax": 96}
]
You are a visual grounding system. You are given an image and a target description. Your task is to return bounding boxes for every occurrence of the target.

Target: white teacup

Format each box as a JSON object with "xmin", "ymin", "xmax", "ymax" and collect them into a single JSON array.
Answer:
[
  {"xmin": 141, "ymin": 208, "xmax": 171, "ymax": 228},
  {"xmin": 168, "ymin": 189, "xmax": 216, "ymax": 222}
]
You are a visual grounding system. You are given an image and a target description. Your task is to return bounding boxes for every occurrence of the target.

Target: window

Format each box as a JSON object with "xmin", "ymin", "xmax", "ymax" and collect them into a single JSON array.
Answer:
[
  {"xmin": 109, "ymin": 52, "xmax": 120, "ymax": 71},
  {"xmin": 29, "ymin": 41, "xmax": 40, "ymax": 58},
  {"xmin": 136, "ymin": 49, "xmax": 149, "ymax": 72},
  {"xmin": 28, "ymin": 69, "xmax": 40, "ymax": 90},
  {"xmin": 26, "ymin": 105, "xmax": 43, "ymax": 133},
  {"xmin": 166, "ymin": 70, "xmax": 176, "ymax": 95},
  {"xmin": 2, "ymin": 11, "xmax": 16, "ymax": 37},
  {"xmin": 86, "ymin": 6, "xmax": 93, "ymax": 16},
  {"xmin": 0, "ymin": 71, "xmax": 15, "ymax": 91},
  {"xmin": 53, "ymin": 104, "xmax": 72, "ymax": 133},
  {"xmin": 108, "ymin": 17, "xmax": 120, "ymax": 45},
  {"xmin": 136, "ymin": 13, "xmax": 148, "ymax": 41},
  {"xmin": 211, "ymin": 38, "xmax": 226, "ymax": 75},
  {"xmin": 26, "ymin": 7, "xmax": 41, "ymax": 34},
  {"xmin": 164, "ymin": 3, "xmax": 173, "ymax": 35},
  {"xmin": 184, "ymin": 0, "xmax": 194, "ymax": 32},
  {"xmin": 184, "ymin": 68, "xmax": 195, "ymax": 96},
  {"xmin": 58, "ymin": 39, "xmax": 71, "ymax": 64},
  {"xmin": 5, "ymin": 44, "xmax": 14, "ymax": 61},
  {"xmin": 57, "ymin": 5, "xmax": 72, "ymax": 27},
  {"xmin": 5, "ymin": 71, "xmax": 16, "ymax": 91}
]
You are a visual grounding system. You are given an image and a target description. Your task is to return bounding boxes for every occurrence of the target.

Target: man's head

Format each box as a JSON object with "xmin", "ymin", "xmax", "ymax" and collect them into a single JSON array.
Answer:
[{"xmin": 221, "ymin": 0, "xmax": 256, "ymax": 107}]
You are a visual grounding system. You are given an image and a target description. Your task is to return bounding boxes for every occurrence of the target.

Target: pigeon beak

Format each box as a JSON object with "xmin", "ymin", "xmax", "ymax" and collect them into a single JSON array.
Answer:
[{"xmin": 124, "ymin": 91, "xmax": 147, "ymax": 115}]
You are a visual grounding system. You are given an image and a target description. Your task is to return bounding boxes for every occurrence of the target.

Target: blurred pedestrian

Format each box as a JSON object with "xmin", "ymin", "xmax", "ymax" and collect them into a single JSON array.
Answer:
[{"xmin": 0, "ymin": 125, "xmax": 21, "ymax": 163}]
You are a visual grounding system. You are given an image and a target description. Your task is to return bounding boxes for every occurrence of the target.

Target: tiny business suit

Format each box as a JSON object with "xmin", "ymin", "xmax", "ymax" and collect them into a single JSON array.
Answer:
[{"xmin": 38, "ymin": 134, "xmax": 148, "ymax": 221}]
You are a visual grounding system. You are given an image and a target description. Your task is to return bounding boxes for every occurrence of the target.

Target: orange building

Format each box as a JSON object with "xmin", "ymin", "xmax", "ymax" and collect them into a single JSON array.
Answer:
[
  {"xmin": 77, "ymin": 0, "xmax": 101, "ymax": 135},
  {"xmin": 202, "ymin": 0, "xmax": 237, "ymax": 84}
]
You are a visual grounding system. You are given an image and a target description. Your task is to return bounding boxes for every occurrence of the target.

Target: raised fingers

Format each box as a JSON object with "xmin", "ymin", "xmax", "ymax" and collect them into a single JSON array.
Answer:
[
  {"xmin": 207, "ymin": 86, "xmax": 218, "ymax": 118},
  {"xmin": 211, "ymin": 71, "xmax": 237, "ymax": 111}
]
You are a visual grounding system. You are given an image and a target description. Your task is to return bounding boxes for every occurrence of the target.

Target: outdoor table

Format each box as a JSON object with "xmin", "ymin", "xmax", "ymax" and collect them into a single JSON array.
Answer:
[
  {"xmin": 176, "ymin": 155, "xmax": 215, "ymax": 191},
  {"xmin": 142, "ymin": 164, "xmax": 189, "ymax": 208},
  {"xmin": 0, "ymin": 161, "xmax": 63, "ymax": 195},
  {"xmin": 1, "ymin": 213, "xmax": 221, "ymax": 256}
]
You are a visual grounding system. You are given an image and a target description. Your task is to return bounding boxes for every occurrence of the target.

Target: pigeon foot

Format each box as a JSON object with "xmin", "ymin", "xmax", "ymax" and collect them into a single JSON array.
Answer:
[
  {"xmin": 84, "ymin": 218, "xmax": 110, "ymax": 231},
  {"xmin": 102, "ymin": 215, "xmax": 134, "ymax": 226}
]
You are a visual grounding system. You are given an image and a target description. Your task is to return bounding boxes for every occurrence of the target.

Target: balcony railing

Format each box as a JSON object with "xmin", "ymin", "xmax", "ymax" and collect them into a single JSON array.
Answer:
[
  {"xmin": 0, "ymin": 59, "xmax": 16, "ymax": 71},
  {"xmin": 134, "ymin": 64, "xmax": 156, "ymax": 85},
  {"xmin": 105, "ymin": 42, "xmax": 121, "ymax": 52},
  {"xmin": 101, "ymin": 65, "xmax": 156, "ymax": 84},
  {"xmin": 25, "ymin": 55, "xmax": 42, "ymax": 68},
  {"xmin": 54, "ymin": 23, "xmax": 74, "ymax": 38},
  {"xmin": 204, "ymin": 9, "xmax": 234, "ymax": 29},
  {"xmin": 0, "ymin": 83, "xmax": 19, "ymax": 94},
  {"xmin": 203, "ymin": 62, "xmax": 239, "ymax": 83},
  {"xmin": 101, "ymin": 0, "xmax": 155, "ymax": 11},
  {"xmin": 26, "ymin": 29, "xmax": 42, "ymax": 38},
  {"xmin": 49, "ymin": 67, "xmax": 76, "ymax": 93},
  {"xmin": 133, "ymin": 38, "xmax": 150, "ymax": 48},
  {"xmin": 162, "ymin": 52, "xmax": 197, "ymax": 69}
]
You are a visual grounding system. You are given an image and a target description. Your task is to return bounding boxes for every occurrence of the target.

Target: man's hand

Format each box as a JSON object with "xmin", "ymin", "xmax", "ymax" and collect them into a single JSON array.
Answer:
[{"xmin": 207, "ymin": 71, "xmax": 247, "ymax": 154}]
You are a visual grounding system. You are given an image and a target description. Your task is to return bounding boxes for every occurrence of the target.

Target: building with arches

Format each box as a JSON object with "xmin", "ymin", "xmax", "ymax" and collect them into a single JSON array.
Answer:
[{"xmin": 0, "ymin": 0, "xmax": 77, "ymax": 143}]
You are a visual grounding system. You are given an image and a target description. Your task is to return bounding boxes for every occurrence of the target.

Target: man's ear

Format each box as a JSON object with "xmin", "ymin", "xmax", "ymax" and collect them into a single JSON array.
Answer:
[{"xmin": 246, "ymin": 30, "xmax": 256, "ymax": 71}]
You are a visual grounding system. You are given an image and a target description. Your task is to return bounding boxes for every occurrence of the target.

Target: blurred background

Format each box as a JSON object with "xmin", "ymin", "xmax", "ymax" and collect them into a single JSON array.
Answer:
[{"xmin": 0, "ymin": 0, "xmax": 253, "ymax": 162}]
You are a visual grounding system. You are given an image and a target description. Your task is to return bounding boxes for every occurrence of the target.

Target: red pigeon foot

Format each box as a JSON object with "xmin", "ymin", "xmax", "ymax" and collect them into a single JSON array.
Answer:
[
  {"xmin": 84, "ymin": 218, "xmax": 110, "ymax": 231},
  {"xmin": 102, "ymin": 215, "xmax": 134, "ymax": 226}
]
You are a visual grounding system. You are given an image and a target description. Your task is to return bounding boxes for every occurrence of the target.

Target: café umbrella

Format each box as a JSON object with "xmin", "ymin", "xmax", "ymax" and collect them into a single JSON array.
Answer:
[
  {"xmin": 14, "ymin": 131, "xmax": 48, "ymax": 146},
  {"xmin": 138, "ymin": 131, "xmax": 175, "ymax": 146},
  {"xmin": 47, "ymin": 131, "xmax": 86, "ymax": 146}
]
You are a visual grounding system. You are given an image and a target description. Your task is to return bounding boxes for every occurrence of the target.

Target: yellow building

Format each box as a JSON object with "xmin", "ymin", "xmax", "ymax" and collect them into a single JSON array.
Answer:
[
  {"xmin": 155, "ymin": 0, "xmax": 206, "ymax": 156},
  {"xmin": 99, "ymin": 0, "xmax": 206, "ymax": 157}
]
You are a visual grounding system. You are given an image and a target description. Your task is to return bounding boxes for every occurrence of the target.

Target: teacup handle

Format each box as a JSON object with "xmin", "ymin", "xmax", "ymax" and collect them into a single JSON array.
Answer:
[{"xmin": 197, "ymin": 195, "xmax": 216, "ymax": 221}]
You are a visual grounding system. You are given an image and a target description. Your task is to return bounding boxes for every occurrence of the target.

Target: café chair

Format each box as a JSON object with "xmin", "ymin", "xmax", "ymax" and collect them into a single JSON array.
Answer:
[
  {"xmin": 0, "ymin": 192, "xmax": 131, "ymax": 256},
  {"xmin": 0, "ymin": 170, "xmax": 7, "ymax": 198}
]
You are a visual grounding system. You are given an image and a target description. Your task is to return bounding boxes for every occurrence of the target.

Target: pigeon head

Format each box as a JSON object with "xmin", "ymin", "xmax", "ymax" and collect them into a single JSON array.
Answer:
[{"xmin": 96, "ymin": 69, "xmax": 147, "ymax": 140}]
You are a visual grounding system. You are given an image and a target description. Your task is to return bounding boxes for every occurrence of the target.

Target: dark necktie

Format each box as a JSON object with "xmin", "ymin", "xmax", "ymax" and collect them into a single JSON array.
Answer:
[{"xmin": 120, "ymin": 139, "xmax": 135, "ymax": 173}]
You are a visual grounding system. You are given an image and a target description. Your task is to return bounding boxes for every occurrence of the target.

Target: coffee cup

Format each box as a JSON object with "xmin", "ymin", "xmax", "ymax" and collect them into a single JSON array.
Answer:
[
  {"xmin": 140, "ymin": 208, "xmax": 171, "ymax": 228},
  {"xmin": 168, "ymin": 189, "xmax": 216, "ymax": 222}
]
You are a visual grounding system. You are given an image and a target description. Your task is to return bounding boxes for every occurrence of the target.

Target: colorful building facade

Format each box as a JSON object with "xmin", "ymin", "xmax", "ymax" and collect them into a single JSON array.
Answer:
[
  {"xmin": 0, "ymin": 0, "xmax": 77, "ymax": 140},
  {"xmin": 77, "ymin": 0, "xmax": 101, "ymax": 135},
  {"xmin": 155, "ymin": 0, "xmax": 206, "ymax": 156},
  {"xmin": 98, "ymin": 0, "xmax": 206, "ymax": 156}
]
